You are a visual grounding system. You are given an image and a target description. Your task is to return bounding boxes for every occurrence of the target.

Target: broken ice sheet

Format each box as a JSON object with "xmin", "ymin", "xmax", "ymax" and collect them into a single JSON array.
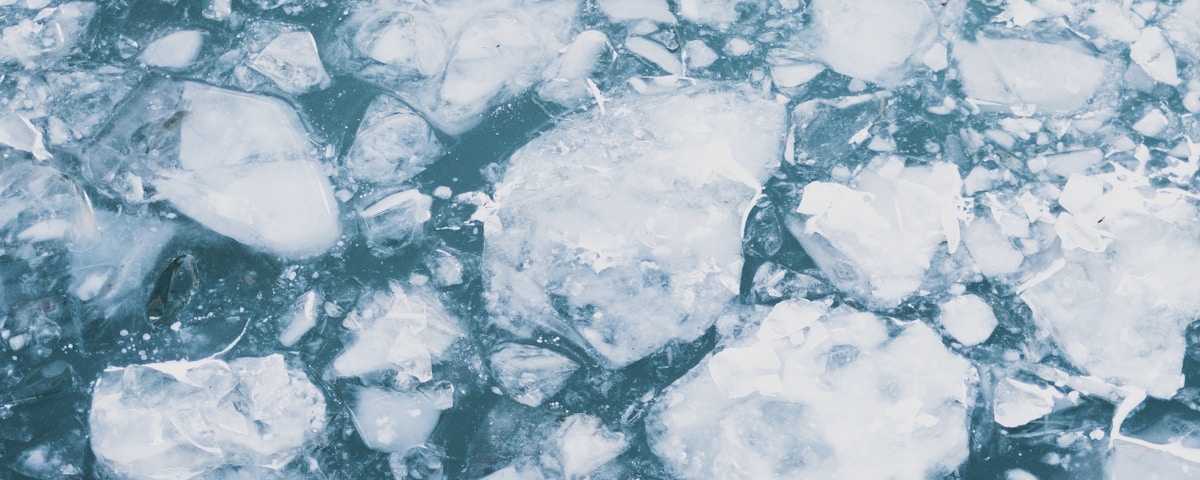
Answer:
[
  {"xmin": 804, "ymin": 0, "xmax": 935, "ymax": 85},
  {"xmin": 89, "ymin": 355, "xmax": 326, "ymax": 480},
  {"xmin": 648, "ymin": 300, "xmax": 973, "ymax": 479},
  {"xmin": 350, "ymin": 386, "xmax": 444, "ymax": 454},
  {"xmin": 341, "ymin": 94, "xmax": 443, "ymax": 186},
  {"xmin": 953, "ymin": 37, "xmax": 1109, "ymax": 113},
  {"xmin": 485, "ymin": 85, "xmax": 785, "ymax": 368}
]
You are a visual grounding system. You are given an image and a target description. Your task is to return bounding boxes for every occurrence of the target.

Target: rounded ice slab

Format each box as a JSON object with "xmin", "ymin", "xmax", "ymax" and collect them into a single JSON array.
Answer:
[
  {"xmin": 648, "ymin": 300, "xmax": 973, "ymax": 479},
  {"xmin": 89, "ymin": 355, "xmax": 326, "ymax": 480},
  {"xmin": 484, "ymin": 86, "xmax": 786, "ymax": 368}
]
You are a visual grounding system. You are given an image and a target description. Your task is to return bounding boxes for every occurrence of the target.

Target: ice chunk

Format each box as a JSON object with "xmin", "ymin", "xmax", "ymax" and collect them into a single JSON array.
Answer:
[
  {"xmin": 248, "ymin": 30, "xmax": 331, "ymax": 95},
  {"xmin": 141, "ymin": 30, "xmax": 206, "ymax": 70},
  {"xmin": 807, "ymin": 0, "xmax": 934, "ymax": 84},
  {"xmin": 683, "ymin": 40, "xmax": 718, "ymax": 70},
  {"xmin": 278, "ymin": 290, "xmax": 319, "ymax": 347},
  {"xmin": 625, "ymin": 36, "xmax": 682, "ymax": 76},
  {"xmin": 327, "ymin": 0, "xmax": 577, "ymax": 134},
  {"xmin": 69, "ymin": 211, "xmax": 175, "ymax": 306},
  {"xmin": 993, "ymin": 378, "xmax": 1061, "ymax": 428},
  {"xmin": 358, "ymin": 189, "xmax": 432, "ymax": 258},
  {"xmin": 648, "ymin": 303, "xmax": 972, "ymax": 479},
  {"xmin": 88, "ymin": 80, "xmax": 340, "ymax": 258},
  {"xmin": 937, "ymin": 294, "xmax": 997, "ymax": 346},
  {"xmin": 1111, "ymin": 436, "xmax": 1200, "ymax": 480},
  {"xmin": 598, "ymin": 0, "xmax": 675, "ymax": 24},
  {"xmin": 1133, "ymin": 109, "xmax": 1169, "ymax": 138},
  {"xmin": 791, "ymin": 157, "xmax": 965, "ymax": 307},
  {"xmin": 551, "ymin": 414, "xmax": 628, "ymax": 478},
  {"xmin": 89, "ymin": 355, "xmax": 326, "ymax": 480},
  {"xmin": 0, "ymin": 161, "xmax": 97, "ymax": 248},
  {"xmin": 962, "ymin": 216, "xmax": 1023, "ymax": 277},
  {"xmin": 953, "ymin": 38, "xmax": 1107, "ymax": 113},
  {"xmin": 156, "ymin": 160, "xmax": 339, "ymax": 259},
  {"xmin": 351, "ymin": 387, "xmax": 443, "ymax": 453},
  {"xmin": 770, "ymin": 62, "xmax": 824, "ymax": 89},
  {"xmin": 489, "ymin": 343, "xmax": 579, "ymax": 407},
  {"xmin": 0, "ymin": 2, "xmax": 96, "ymax": 67},
  {"xmin": 537, "ymin": 30, "xmax": 610, "ymax": 108},
  {"xmin": 1130, "ymin": 27, "xmax": 1181, "ymax": 86},
  {"xmin": 342, "ymin": 95, "xmax": 443, "ymax": 186},
  {"xmin": 332, "ymin": 282, "xmax": 463, "ymax": 382},
  {"xmin": 677, "ymin": 0, "xmax": 756, "ymax": 28},
  {"xmin": 485, "ymin": 86, "xmax": 786, "ymax": 367},
  {"xmin": 1021, "ymin": 185, "xmax": 1200, "ymax": 398},
  {"xmin": 0, "ymin": 109, "xmax": 51, "ymax": 160}
]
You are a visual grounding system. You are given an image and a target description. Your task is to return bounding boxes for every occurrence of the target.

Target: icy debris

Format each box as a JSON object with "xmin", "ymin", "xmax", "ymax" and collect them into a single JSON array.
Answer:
[
  {"xmin": 485, "ymin": 86, "xmax": 786, "ymax": 367},
  {"xmin": 537, "ymin": 30, "xmax": 610, "ymax": 108},
  {"xmin": 351, "ymin": 387, "xmax": 444, "ymax": 453},
  {"xmin": 1130, "ymin": 27, "xmax": 1180, "ymax": 86},
  {"xmin": 89, "ymin": 355, "xmax": 326, "ymax": 480},
  {"xmin": 676, "ymin": 0, "xmax": 756, "ymax": 29},
  {"xmin": 550, "ymin": 414, "xmax": 628, "ymax": 479},
  {"xmin": 683, "ymin": 40, "xmax": 718, "ymax": 70},
  {"xmin": 359, "ymin": 189, "xmax": 432, "ymax": 258},
  {"xmin": 0, "ymin": 161, "xmax": 97, "ymax": 249},
  {"xmin": 597, "ymin": 0, "xmax": 675, "ymax": 24},
  {"xmin": 1031, "ymin": 148, "xmax": 1103, "ymax": 178},
  {"xmin": 937, "ymin": 294, "xmax": 997, "ymax": 346},
  {"xmin": 248, "ymin": 30, "xmax": 331, "ymax": 95},
  {"xmin": 648, "ymin": 301, "xmax": 973, "ymax": 479},
  {"xmin": 993, "ymin": 377, "xmax": 1062, "ymax": 429},
  {"xmin": 342, "ymin": 95, "xmax": 443, "ymax": 186},
  {"xmin": 327, "ymin": 0, "xmax": 578, "ymax": 134},
  {"xmin": 332, "ymin": 282, "xmax": 463, "ymax": 382},
  {"xmin": 962, "ymin": 216, "xmax": 1024, "ymax": 277},
  {"xmin": 489, "ymin": 343, "xmax": 579, "ymax": 407},
  {"xmin": 88, "ymin": 80, "xmax": 339, "ymax": 258},
  {"xmin": 278, "ymin": 290, "xmax": 319, "ymax": 347},
  {"xmin": 791, "ymin": 157, "xmax": 965, "ymax": 307},
  {"xmin": 69, "ymin": 211, "xmax": 174, "ymax": 306},
  {"xmin": 1133, "ymin": 109, "xmax": 1169, "ymax": 138},
  {"xmin": 807, "ymin": 0, "xmax": 934, "ymax": 84},
  {"xmin": 770, "ymin": 62, "xmax": 824, "ymax": 89},
  {"xmin": 0, "ymin": 109, "xmax": 51, "ymax": 160},
  {"xmin": 427, "ymin": 249, "xmax": 465, "ymax": 287},
  {"xmin": 1022, "ymin": 177, "xmax": 1200, "ymax": 398},
  {"xmin": 953, "ymin": 38, "xmax": 1107, "ymax": 113},
  {"xmin": 0, "ymin": 2, "xmax": 96, "ymax": 67},
  {"xmin": 141, "ymin": 30, "xmax": 206, "ymax": 70}
]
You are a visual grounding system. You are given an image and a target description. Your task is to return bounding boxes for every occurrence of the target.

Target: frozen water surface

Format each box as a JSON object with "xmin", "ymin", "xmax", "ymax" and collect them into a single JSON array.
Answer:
[{"xmin": 6, "ymin": 0, "xmax": 1200, "ymax": 478}]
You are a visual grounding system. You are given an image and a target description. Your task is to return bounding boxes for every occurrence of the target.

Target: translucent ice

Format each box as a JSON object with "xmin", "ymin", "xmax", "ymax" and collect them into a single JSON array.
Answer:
[
  {"xmin": 89, "ymin": 355, "xmax": 326, "ymax": 480},
  {"xmin": 597, "ymin": 0, "xmax": 675, "ymax": 24},
  {"xmin": 248, "ymin": 30, "xmax": 331, "ymax": 95},
  {"xmin": 350, "ymin": 386, "xmax": 443, "ymax": 454},
  {"xmin": 937, "ymin": 294, "xmax": 997, "ymax": 346},
  {"xmin": 141, "ymin": 30, "xmax": 206, "ymax": 70},
  {"xmin": 648, "ymin": 300, "xmax": 973, "ymax": 479},
  {"xmin": 551, "ymin": 414, "xmax": 628, "ymax": 478},
  {"xmin": 489, "ymin": 342, "xmax": 578, "ymax": 407},
  {"xmin": 342, "ymin": 95, "xmax": 443, "ymax": 186},
  {"xmin": 953, "ymin": 38, "xmax": 1108, "ymax": 113},
  {"xmin": 332, "ymin": 282, "xmax": 463, "ymax": 382},
  {"xmin": 791, "ymin": 157, "xmax": 965, "ymax": 307},
  {"xmin": 485, "ymin": 86, "xmax": 786, "ymax": 367},
  {"xmin": 0, "ymin": 2, "xmax": 96, "ymax": 67},
  {"xmin": 358, "ymin": 189, "xmax": 432, "ymax": 258},
  {"xmin": 537, "ymin": 30, "xmax": 610, "ymax": 109}
]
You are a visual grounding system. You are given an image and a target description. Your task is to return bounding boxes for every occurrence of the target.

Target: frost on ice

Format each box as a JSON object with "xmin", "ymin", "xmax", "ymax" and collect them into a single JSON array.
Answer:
[
  {"xmin": 648, "ymin": 300, "xmax": 973, "ymax": 479},
  {"xmin": 87, "ymin": 79, "xmax": 340, "ymax": 258},
  {"xmin": 485, "ymin": 86, "xmax": 786, "ymax": 368},
  {"xmin": 89, "ymin": 355, "xmax": 326, "ymax": 479}
]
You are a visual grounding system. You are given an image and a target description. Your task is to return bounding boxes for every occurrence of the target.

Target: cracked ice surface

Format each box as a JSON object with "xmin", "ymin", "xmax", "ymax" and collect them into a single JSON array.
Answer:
[{"xmin": 485, "ymin": 86, "xmax": 785, "ymax": 368}]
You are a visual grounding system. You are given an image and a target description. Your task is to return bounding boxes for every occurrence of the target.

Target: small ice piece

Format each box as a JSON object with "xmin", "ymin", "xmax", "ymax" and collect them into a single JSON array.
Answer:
[
  {"xmin": 0, "ymin": 2, "xmax": 96, "ymax": 67},
  {"xmin": 992, "ymin": 378, "xmax": 1061, "ymax": 428},
  {"xmin": 343, "ymin": 95, "xmax": 443, "ymax": 185},
  {"xmin": 1130, "ymin": 27, "xmax": 1181, "ymax": 86},
  {"xmin": 808, "ymin": 0, "xmax": 934, "ymax": 84},
  {"xmin": 552, "ymin": 414, "xmax": 628, "ymax": 478},
  {"xmin": 489, "ymin": 343, "xmax": 579, "ymax": 407},
  {"xmin": 332, "ymin": 282, "xmax": 463, "ymax": 381},
  {"xmin": 953, "ymin": 38, "xmax": 1107, "ymax": 113},
  {"xmin": 676, "ymin": 0, "xmax": 752, "ymax": 28},
  {"xmin": 0, "ymin": 109, "xmax": 52, "ymax": 160},
  {"xmin": 791, "ymin": 157, "xmax": 964, "ymax": 307},
  {"xmin": 351, "ymin": 387, "xmax": 443, "ymax": 453},
  {"xmin": 156, "ymin": 160, "xmax": 340, "ymax": 259},
  {"xmin": 359, "ymin": 190, "xmax": 433, "ymax": 258},
  {"xmin": 962, "ymin": 217, "xmax": 1023, "ymax": 277},
  {"xmin": 279, "ymin": 290, "xmax": 320, "ymax": 347},
  {"xmin": 1005, "ymin": 469, "xmax": 1038, "ymax": 480},
  {"xmin": 1039, "ymin": 149, "xmax": 1103, "ymax": 178},
  {"xmin": 89, "ymin": 355, "xmax": 326, "ymax": 480},
  {"xmin": 69, "ymin": 211, "xmax": 175, "ymax": 306},
  {"xmin": 770, "ymin": 63, "xmax": 824, "ymax": 89},
  {"xmin": 482, "ymin": 466, "xmax": 547, "ymax": 480},
  {"xmin": 625, "ymin": 36, "xmax": 682, "ymax": 75},
  {"xmin": 538, "ymin": 30, "xmax": 609, "ymax": 108},
  {"xmin": 249, "ymin": 30, "xmax": 332, "ymax": 94},
  {"xmin": 1110, "ymin": 436, "xmax": 1200, "ymax": 480},
  {"xmin": 648, "ymin": 304, "xmax": 972, "ymax": 479},
  {"xmin": 723, "ymin": 38, "xmax": 753, "ymax": 57},
  {"xmin": 597, "ymin": 0, "xmax": 675, "ymax": 24},
  {"xmin": 1133, "ymin": 109, "xmax": 1169, "ymax": 138},
  {"xmin": 683, "ymin": 40, "xmax": 718, "ymax": 70},
  {"xmin": 485, "ymin": 86, "xmax": 785, "ymax": 367},
  {"xmin": 922, "ymin": 43, "xmax": 948, "ymax": 72},
  {"xmin": 937, "ymin": 295, "xmax": 997, "ymax": 346},
  {"xmin": 140, "ymin": 30, "xmax": 206, "ymax": 70},
  {"xmin": 428, "ymin": 249, "xmax": 465, "ymax": 287}
]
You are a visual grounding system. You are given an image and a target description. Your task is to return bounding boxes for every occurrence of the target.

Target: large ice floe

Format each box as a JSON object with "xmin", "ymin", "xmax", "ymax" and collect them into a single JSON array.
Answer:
[
  {"xmin": 7, "ymin": 0, "xmax": 1200, "ymax": 477},
  {"xmin": 484, "ymin": 85, "xmax": 786, "ymax": 368}
]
